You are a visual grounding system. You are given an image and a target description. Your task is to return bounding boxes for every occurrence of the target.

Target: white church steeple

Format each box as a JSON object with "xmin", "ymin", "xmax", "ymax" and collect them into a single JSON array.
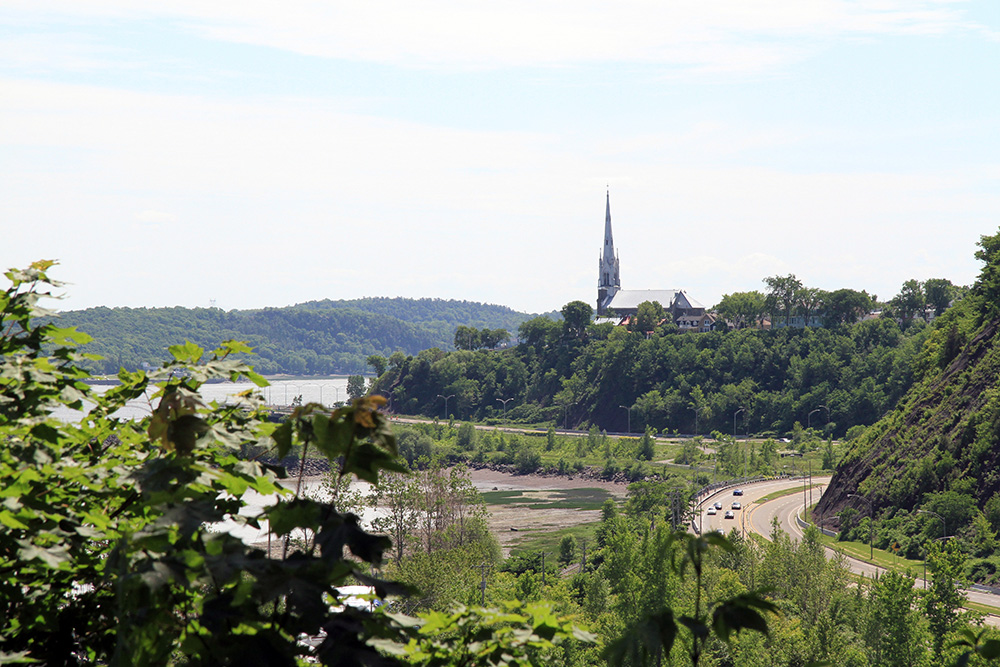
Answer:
[{"xmin": 597, "ymin": 190, "xmax": 621, "ymax": 315}]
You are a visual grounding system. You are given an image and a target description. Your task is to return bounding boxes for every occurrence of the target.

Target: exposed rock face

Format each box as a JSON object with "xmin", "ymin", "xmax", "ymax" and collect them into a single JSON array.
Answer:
[{"xmin": 816, "ymin": 308, "xmax": 1000, "ymax": 523}]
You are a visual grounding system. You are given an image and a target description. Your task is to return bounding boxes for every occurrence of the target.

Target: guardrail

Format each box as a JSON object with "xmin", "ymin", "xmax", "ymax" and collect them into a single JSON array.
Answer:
[{"xmin": 795, "ymin": 507, "xmax": 837, "ymax": 537}]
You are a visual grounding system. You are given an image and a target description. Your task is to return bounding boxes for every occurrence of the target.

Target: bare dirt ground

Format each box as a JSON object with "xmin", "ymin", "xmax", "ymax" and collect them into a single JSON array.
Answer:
[
  {"xmin": 468, "ymin": 468, "xmax": 628, "ymax": 554},
  {"xmin": 256, "ymin": 469, "xmax": 628, "ymax": 557}
]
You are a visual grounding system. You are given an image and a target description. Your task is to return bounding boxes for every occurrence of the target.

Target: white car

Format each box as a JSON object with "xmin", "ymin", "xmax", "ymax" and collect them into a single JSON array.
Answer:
[
  {"xmin": 731, "ymin": 501, "xmax": 742, "ymax": 510},
  {"xmin": 706, "ymin": 506, "xmax": 717, "ymax": 515}
]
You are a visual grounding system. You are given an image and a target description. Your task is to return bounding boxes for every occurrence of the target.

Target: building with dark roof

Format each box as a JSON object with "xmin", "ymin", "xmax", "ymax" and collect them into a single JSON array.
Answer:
[{"xmin": 596, "ymin": 193, "xmax": 707, "ymax": 324}]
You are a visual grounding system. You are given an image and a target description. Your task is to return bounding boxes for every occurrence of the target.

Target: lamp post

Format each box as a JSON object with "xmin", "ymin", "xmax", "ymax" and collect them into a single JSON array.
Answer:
[
  {"xmin": 808, "ymin": 404, "xmax": 828, "ymax": 430},
  {"xmin": 619, "ymin": 405, "xmax": 632, "ymax": 434},
  {"xmin": 437, "ymin": 394, "xmax": 455, "ymax": 420},
  {"xmin": 733, "ymin": 407, "xmax": 744, "ymax": 440},
  {"xmin": 917, "ymin": 509, "xmax": 947, "ymax": 540},
  {"xmin": 496, "ymin": 397, "xmax": 514, "ymax": 423},
  {"xmin": 848, "ymin": 492, "xmax": 875, "ymax": 561},
  {"xmin": 690, "ymin": 407, "xmax": 699, "ymax": 436}
]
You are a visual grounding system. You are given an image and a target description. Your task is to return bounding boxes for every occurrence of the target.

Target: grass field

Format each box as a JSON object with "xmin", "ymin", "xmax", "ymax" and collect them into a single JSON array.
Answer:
[{"xmin": 481, "ymin": 487, "xmax": 613, "ymax": 511}]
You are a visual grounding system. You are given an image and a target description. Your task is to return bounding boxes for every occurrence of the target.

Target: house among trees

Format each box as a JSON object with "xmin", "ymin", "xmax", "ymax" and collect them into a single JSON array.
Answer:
[{"xmin": 595, "ymin": 192, "xmax": 708, "ymax": 328}]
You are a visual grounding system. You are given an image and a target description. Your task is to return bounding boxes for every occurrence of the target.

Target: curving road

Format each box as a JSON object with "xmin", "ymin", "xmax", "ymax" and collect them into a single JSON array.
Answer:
[{"xmin": 696, "ymin": 476, "xmax": 1000, "ymax": 625}]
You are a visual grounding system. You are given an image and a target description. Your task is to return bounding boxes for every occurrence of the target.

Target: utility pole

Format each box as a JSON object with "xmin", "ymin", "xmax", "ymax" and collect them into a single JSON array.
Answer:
[
  {"xmin": 540, "ymin": 552, "xmax": 547, "ymax": 588},
  {"xmin": 580, "ymin": 539, "xmax": 587, "ymax": 574},
  {"xmin": 474, "ymin": 563, "xmax": 490, "ymax": 605}
]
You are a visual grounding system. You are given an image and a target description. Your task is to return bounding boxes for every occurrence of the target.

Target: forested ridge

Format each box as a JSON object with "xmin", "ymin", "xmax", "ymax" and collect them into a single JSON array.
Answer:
[
  {"xmin": 373, "ymin": 307, "xmax": 930, "ymax": 439},
  {"xmin": 53, "ymin": 297, "xmax": 548, "ymax": 375},
  {"xmin": 814, "ymin": 230, "xmax": 1000, "ymax": 577}
]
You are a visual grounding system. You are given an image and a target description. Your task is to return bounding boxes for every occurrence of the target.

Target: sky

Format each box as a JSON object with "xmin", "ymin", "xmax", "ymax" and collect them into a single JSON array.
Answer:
[{"xmin": 2, "ymin": 1, "xmax": 999, "ymax": 315}]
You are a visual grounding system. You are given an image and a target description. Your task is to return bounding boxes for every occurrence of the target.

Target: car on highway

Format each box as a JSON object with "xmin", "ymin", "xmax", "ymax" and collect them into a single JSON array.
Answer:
[
  {"xmin": 724, "ymin": 510, "xmax": 734, "ymax": 519},
  {"xmin": 733, "ymin": 489, "xmax": 744, "ymax": 496},
  {"xmin": 731, "ymin": 501, "xmax": 742, "ymax": 510},
  {"xmin": 706, "ymin": 506, "xmax": 717, "ymax": 515},
  {"xmin": 714, "ymin": 501, "xmax": 723, "ymax": 510}
]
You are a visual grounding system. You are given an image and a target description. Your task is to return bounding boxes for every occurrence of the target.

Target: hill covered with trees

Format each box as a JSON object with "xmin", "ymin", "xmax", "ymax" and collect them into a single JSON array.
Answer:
[
  {"xmin": 815, "ymin": 230, "xmax": 1000, "ymax": 574},
  {"xmin": 53, "ymin": 298, "xmax": 550, "ymax": 375},
  {"xmin": 372, "ymin": 301, "xmax": 931, "ymax": 438}
]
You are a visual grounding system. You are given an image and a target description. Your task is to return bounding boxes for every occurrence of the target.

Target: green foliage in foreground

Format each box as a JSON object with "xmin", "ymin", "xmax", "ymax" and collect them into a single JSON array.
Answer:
[{"xmin": 0, "ymin": 262, "xmax": 582, "ymax": 666}]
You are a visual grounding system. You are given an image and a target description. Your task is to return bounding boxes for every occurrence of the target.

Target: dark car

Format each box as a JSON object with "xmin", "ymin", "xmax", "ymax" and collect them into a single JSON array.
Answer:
[{"xmin": 733, "ymin": 489, "xmax": 744, "ymax": 496}]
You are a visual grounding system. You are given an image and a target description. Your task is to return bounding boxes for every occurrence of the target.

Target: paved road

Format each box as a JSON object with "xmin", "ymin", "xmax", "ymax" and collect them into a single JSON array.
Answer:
[{"xmin": 696, "ymin": 477, "xmax": 1000, "ymax": 625}]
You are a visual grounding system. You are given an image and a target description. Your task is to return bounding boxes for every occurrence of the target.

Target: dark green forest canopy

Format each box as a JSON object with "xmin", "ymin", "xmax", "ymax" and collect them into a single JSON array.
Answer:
[
  {"xmin": 372, "ymin": 313, "xmax": 931, "ymax": 438},
  {"xmin": 53, "ymin": 298, "xmax": 552, "ymax": 375}
]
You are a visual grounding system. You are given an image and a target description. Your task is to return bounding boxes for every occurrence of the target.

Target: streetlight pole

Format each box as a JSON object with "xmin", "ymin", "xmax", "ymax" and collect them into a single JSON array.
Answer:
[
  {"xmin": 733, "ymin": 407, "xmax": 744, "ymax": 440},
  {"xmin": 917, "ymin": 509, "xmax": 947, "ymax": 541},
  {"xmin": 848, "ymin": 492, "xmax": 875, "ymax": 562},
  {"xmin": 619, "ymin": 405, "xmax": 631, "ymax": 434},
  {"xmin": 496, "ymin": 397, "xmax": 514, "ymax": 423},
  {"xmin": 437, "ymin": 394, "xmax": 455, "ymax": 420}
]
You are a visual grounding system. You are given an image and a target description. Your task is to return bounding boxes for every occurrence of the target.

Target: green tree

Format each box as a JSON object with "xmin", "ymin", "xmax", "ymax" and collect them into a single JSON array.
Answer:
[
  {"xmin": 822, "ymin": 288, "xmax": 873, "ymax": 327},
  {"xmin": 714, "ymin": 291, "xmax": 767, "ymax": 329},
  {"xmin": 890, "ymin": 279, "xmax": 925, "ymax": 322},
  {"xmin": 347, "ymin": 373, "xmax": 367, "ymax": 399},
  {"xmin": 454, "ymin": 325, "xmax": 479, "ymax": 350},
  {"xmin": 561, "ymin": 301, "xmax": 593, "ymax": 339},
  {"xmin": 925, "ymin": 539, "xmax": 968, "ymax": 659},
  {"xmin": 763, "ymin": 274, "xmax": 803, "ymax": 327},
  {"xmin": 559, "ymin": 535, "xmax": 578, "ymax": 566},
  {"xmin": 633, "ymin": 300, "xmax": 665, "ymax": 333},
  {"xmin": 864, "ymin": 570, "xmax": 927, "ymax": 667},
  {"xmin": 638, "ymin": 428, "xmax": 656, "ymax": 461},
  {"xmin": 924, "ymin": 278, "xmax": 956, "ymax": 317},
  {"xmin": 368, "ymin": 353, "xmax": 388, "ymax": 377}
]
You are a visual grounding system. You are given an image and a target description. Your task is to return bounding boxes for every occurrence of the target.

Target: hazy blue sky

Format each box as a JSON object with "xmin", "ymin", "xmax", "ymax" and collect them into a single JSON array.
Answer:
[{"xmin": 3, "ymin": 1, "xmax": 998, "ymax": 314}]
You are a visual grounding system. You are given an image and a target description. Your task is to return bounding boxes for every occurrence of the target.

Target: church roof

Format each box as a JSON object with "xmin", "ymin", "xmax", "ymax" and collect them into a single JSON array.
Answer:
[{"xmin": 607, "ymin": 289, "xmax": 704, "ymax": 311}]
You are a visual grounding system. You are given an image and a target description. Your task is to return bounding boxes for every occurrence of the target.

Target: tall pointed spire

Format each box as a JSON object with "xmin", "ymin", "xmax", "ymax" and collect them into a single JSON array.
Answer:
[
  {"xmin": 597, "ymin": 189, "xmax": 621, "ymax": 315},
  {"xmin": 604, "ymin": 189, "xmax": 614, "ymax": 251}
]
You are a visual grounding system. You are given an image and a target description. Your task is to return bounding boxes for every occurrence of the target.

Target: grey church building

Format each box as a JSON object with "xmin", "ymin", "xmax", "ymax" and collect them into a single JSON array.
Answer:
[{"xmin": 596, "ymin": 193, "xmax": 710, "ymax": 330}]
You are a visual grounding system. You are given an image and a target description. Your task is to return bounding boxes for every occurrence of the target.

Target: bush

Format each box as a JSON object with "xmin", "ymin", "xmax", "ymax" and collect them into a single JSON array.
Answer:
[
  {"xmin": 456, "ymin": 422, "xmax": 478, "ymax": 450},
  {"xmin": 844, "ymin": 424, "xmax": 867, "ymax": 441},
  {"xmin": 515, "ymin": 446, "xmax": 542, "ymax": 474}
]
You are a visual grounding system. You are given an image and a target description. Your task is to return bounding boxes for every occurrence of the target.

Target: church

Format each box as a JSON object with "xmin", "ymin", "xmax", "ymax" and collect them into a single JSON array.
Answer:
[{"xmin": 596, "ymin": 192, "xmax": 713, "ymax": 332}]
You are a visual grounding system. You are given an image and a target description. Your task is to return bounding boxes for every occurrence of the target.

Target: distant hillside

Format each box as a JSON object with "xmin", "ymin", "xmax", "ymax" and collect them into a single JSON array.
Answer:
[
  {"xmin": 294, "ymin": 296, "xmax": 558, "ymax": 328},
  {"xmin": 816, "ymin": 230, "xmax": 1000, "ymax": 522},
  {"xmin": 54, "ymin": 298, "xmax": 552, "ymax": 375}
]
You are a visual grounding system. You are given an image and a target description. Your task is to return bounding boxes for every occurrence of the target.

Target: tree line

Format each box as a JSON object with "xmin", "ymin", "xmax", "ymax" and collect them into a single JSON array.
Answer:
[
  {"xmin": 52, "ymin": 297, "xmax": 545, "ymax": 376},
  {"xmin": 715, "ymin": 274, "xmax": 964, "ymax": 330},
  {"xmin": 372, "ymin": 300, "xmax": 932, "ymax": 438}
]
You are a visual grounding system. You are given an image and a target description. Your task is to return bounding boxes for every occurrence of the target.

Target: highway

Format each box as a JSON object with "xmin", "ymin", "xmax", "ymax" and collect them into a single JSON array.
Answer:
[{"xmin": 695, "ymin": 476, "xmax": 1000, "ymax": 625}]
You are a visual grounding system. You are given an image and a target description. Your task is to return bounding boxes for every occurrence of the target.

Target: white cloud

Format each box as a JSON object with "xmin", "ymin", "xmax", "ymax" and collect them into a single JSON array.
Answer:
[
  {"xmin": 2, "ymin": 0, "xmax": 982, "ymax": 73},
  {"xmin": 136, "ymin": 210, "xmax": 176, "ymax": 224},
  {"xmin": 0, "ymin": 72, "xmax": 995, "ymax": 313}
]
